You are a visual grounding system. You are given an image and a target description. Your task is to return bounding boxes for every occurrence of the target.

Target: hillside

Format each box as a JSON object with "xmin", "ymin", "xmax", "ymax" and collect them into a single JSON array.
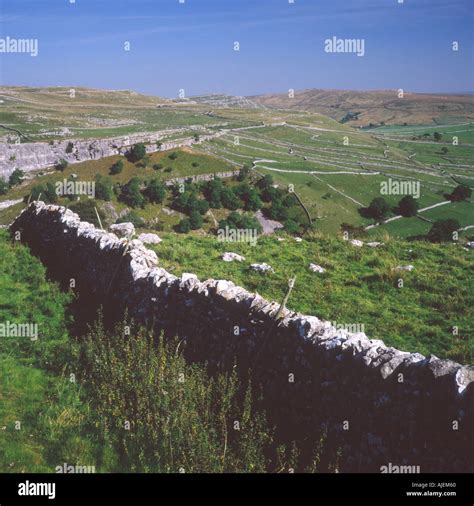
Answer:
[
  {"xmin": 1, "ymin": 85, "xmax": 472, "ymax": 241},
  {"xmin": 149, "ymin": 231, "xmax": 473, "ymax": 364},
  {"xmin": 250, "ymin": 89, "xmax": 474, "ymax": 127}
]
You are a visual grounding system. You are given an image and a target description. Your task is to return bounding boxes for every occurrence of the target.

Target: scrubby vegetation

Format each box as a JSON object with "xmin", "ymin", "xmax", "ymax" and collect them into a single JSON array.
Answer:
[{"xmin": 0, "ymin": 232, "xmax": 329, "ymax": 473}]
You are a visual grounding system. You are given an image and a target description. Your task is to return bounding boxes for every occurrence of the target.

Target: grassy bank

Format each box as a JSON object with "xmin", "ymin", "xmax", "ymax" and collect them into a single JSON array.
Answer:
[{"xmin": 151, "ymin": 231, "xmax": 473, "ymax": 364}]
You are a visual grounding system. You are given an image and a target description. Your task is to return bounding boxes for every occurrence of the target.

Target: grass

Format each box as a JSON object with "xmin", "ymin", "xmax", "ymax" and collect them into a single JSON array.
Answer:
[
  {"xmin": 150, "ymin": 231, "xmax": 473, "ymax": 364},
  {"xmin": 0, "ymin": 148, "xmax": 238, "ymax": 227},
  {"xmin": 0, "ymin": 231, "xmax": 331, "ymax": 473}
]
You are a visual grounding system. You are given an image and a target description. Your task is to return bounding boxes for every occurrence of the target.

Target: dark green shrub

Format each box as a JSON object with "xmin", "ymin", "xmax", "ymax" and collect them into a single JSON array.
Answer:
[
  {"xmin": 144, "ymin": 178, "xmax": 166, "ymax": 204},
  {"xmin": 176, "ymin": 218, "xmax": 191, "ymax": 233},
  {"xmin": 128, "ymin": 143, "xmax": 147, "ymax": 163},
  {"xmin": 8, "ymin": 168, "xmax": 24, "ymax": 187},
  {"xmin": 95, "ymin": 174, "xmax": 113, "ymax": 201},
  {"xmin": 110, "ymin": 159, "xmax": 124, "ymax": 175},
  {"xmin": 119, "ymin": 177, "xmax": 145, "ymax": 208}
]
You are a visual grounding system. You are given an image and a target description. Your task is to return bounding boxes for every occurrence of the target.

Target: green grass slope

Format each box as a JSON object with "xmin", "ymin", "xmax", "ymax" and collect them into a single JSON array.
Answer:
[{"xmin": 151, "ymin": 232, "xmax": 473, "ymax": 364}]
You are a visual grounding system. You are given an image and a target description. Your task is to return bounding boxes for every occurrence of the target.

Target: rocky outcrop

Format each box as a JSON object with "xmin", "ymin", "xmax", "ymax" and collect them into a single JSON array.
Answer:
[
  {"xmin": 9, "ymin": 202, "xmax": 474, "ymax": 473},
  {"xmin": 0, "ymin": 129, "xmax": 222, "ymax": 178}
]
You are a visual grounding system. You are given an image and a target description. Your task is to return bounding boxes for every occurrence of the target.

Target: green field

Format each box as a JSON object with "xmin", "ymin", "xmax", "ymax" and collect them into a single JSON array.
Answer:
[
  {"xmin": 1, "ymin": 87, "xmax": 472, "ymax": 240},
  {"xmin": 150, "ymin": 231, "xmax": 473, "ymax": 364}
]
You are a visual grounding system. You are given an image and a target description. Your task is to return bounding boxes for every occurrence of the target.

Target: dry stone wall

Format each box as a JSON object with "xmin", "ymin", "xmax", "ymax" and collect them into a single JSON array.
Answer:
[{"xmin": 10, "ymin": 202, "xmax": 474, "ymax": 473}]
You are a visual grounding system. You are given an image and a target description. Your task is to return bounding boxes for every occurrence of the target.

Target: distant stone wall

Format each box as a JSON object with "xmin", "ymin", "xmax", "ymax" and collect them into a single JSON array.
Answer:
[
  {"xmin": 10, "ymin": 202, "xmax": 474, "ymax": 473},
  {"xmin": 0, "ymin": 129, "xmax": 223, "ymax": 178}
]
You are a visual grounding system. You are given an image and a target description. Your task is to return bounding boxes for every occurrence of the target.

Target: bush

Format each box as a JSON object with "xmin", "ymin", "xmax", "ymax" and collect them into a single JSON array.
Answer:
[
  {"xmin": 128, "ymin": 143, "xmax": 147, "ymax": 163},
  {"xmin": 366, "ymin": 197, "xmax": 391, "ymax": 220},
  {"xmin": 196, "ymin": 199, "xmax": 210, "ymax": 215},
  {"xmin": 24, "ymin": 183, "xmax": 58, "ymax": 204},
  {"xmin": 8, "ymin": 168, "xmax": 24, "ymax": 187},
  {"xmin": 0, "ymin": 177, "xmax": 9, "ymax": 195},
  {"xmin": 203, "ymin": 178, "xmax": 224, "ymax": 208},
  {"xmin": 236, "ymin": 164, "xmax": 251, "ymax": 182},
  {"xmin": 153, "ymin": 163, "xmax": 163, "ymax": 171},
  {"xmin": 218, "ymin": 211, "xmax": 262, "ymax": 234},
  {"xmin": 110, "ymin": 159, "xmax": 124, "ymax": 175},
  {"xmin": 221, "ymin": 187, "xmax": 241, "ymax": 211},
  {"xmin": 176, "ymin": 218, "xmax": 191, "ymax": 233},
  {"xmin": 256, "ymin": 175, "xmax": 274, "ymax": 193},
  {"xmin": 80, "ymin": 321, "xmax": 280, "ymax": 472},
  {"xmin": 95, "ymin": 174, "xmax": 113, "ymax": 201},
  {"xmin": 119, "ymin": 177, "xmax": 145, "ymax": 208},
  {"xmin": 55, "ymin": 159, "xmax": 68, "ymax": 172},
  {"xmin": 169, "ymin": 152, "xmax": 178, "ymax": 161},
  {"xmin": 189, "ymin": 210, "xmax": 203, "ymax": 230},
  {"xmin": 234, "ymin": 184, "xmax": 262, "ymax": 212},
  {"xmin": 144, "ymin": 178, "xmax": 166, "ymax": 204},
  {"xmin": 397, "ymin": 195, "xmax": 419, "ymax": 217},
  {"xmin": 164, "ymin": 167, "xmax": 173, "ymax": 173},
  {"xmin": 65, "ymin": 142, "xmax": 74, "ymax": 154},
  {"xmin": 448, "ymin": 185, "xmax": 472, "ymax": 202},
  {"xmin": 428, "ymin": 219, "xmax": 460, "ymax": 242}
]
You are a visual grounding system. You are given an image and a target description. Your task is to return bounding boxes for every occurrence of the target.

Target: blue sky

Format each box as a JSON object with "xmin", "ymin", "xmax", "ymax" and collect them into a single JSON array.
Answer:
[{"xmin": 0, "ymin": 0, "xmax": 473, "ymax": 97}]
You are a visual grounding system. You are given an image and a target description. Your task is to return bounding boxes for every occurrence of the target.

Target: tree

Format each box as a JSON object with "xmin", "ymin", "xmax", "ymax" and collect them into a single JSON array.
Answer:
[
  {"xmin": 218, "ymin": 211, "xmax": 262, "ymax": 234},
  {"xmin": 221, "ymin": 187, "xmax": 241, "ymax": 210},
  {"xmin": 189, "ymin": 211, "xmax": 203, "ymax": 230},
  {"xmin": 176, "ymin": 218, "xmax": 191, "ymax": 233},
  {"xmin": 243, "ymin": 188, "xmax": 262, "ymax": 212},
  {"xmin": 236, "ymin": 164, "xmax": 251, "ymax": 182},
  {"xmin": 129, "ymin": 143, "xmax": 147, "ymax": 163},
  {"xmin": 169, "ymin": 152, "xmax": 178, "ymax": 161},
  {"xmin": 397, "ymin": 195, "xmax": 419, "ymax": 217},
  {"xmin": 204, "ymin": 178, "xmax": 224, "ymax": 208},
  {"xmin": 367, "ymin": 197, "xmax": 391, "ymax": 220},
  {"xmin": 110, "ymin": 159, "xmax": 124, "ymax": 175},
  {"xmin": 256, "ymin": 175, "xmax": 274, "ymax": 192},
  {"xmin": 257, "ymin": 175, "xmax": 278, "ymax": 202},
  {"xmin": 55, "ymin": 159, "xmax": 68, "ymax": 172},
  {"xmin": 144, "ymin": 178, "xmax": 166, "ymax": 204},
  {"xmin": 174, "ymin": 191, "xmax": 191, "ymax": 213},
  {"xmin": 441, "ymin": 147, "xmax": 449, "ymax": 155},
  {"xmin": 25, "ymin": 183, "xmax": 58, "ymax": 204},
  {"xmin": 95, "ymin": 175, "xmax": 113, "ymax": 201},
  {"xmin": 267, "ymin": 197, "xmax": 289, "ymax": 221},
  {"xmin": 448, "ymin": 185, "xmax": 472, "ymax": 202},
  {"xmin": 428, "ymin": 219, "xmax": 460, "ymax": 242},
  {"xmin": 65, "ymin": 142, "xmax": 74, "ymax": 154},
  {"xmin": 0, "ymin": 177, "xmax": 8, "ymax": 195},
  {"xmin": 119, "ymin": 177, "xmax": 145, "ymax": 208},
  {"xmin": 433, "ymin": 132, "xmax": 442, "ymax": 142},
  {"xmin": 234, "ymin": 183, "xmax": 262, "ymax": 211},
  {"xmin": 8, "ymin": 168, "xmax": 24, "ymax": 187},
  {"xmin": 196, "ymin": 199, "xmax": 210, "ymax": 215},
  {"xmin": 153, "ymin": 163, "xmax": 163, "ymax": 171}
]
